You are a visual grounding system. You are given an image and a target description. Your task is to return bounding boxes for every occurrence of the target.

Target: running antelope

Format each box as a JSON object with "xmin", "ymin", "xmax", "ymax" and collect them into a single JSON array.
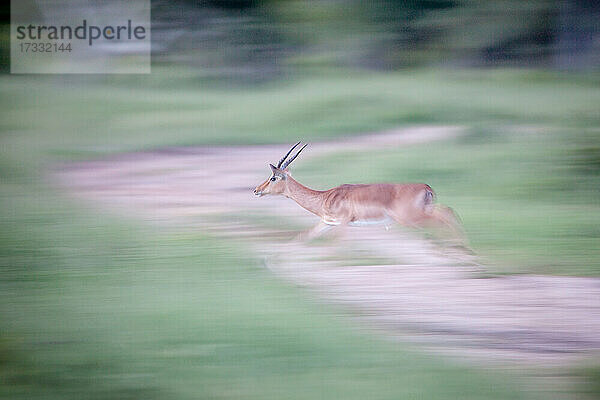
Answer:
[{"xmin": 253, "ymin": 142, "xmax": 464, "ymax": 241}]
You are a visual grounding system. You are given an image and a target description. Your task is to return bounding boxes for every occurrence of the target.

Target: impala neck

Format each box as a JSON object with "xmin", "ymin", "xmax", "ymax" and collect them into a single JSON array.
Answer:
[{"xmin": 283, "ymin": 175, "xmax": 325, "ymax": 217}]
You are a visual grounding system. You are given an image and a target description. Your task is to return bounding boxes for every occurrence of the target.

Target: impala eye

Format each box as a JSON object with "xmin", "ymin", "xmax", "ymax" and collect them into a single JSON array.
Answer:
[{"xmin": 270, "ymin": 177, "xmax": 276, "ymax": 181}]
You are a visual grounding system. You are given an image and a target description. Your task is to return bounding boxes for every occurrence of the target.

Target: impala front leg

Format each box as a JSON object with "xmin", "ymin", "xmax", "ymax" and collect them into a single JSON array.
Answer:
[{"xmin": 294, "ymin": 220, "xmax": 336, "ymax": 242}]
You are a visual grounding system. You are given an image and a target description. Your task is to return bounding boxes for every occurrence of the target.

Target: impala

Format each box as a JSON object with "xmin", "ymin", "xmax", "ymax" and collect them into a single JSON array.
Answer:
[{"xmin": 254, "ymin": 142, "xmax": 464, "ymax": 241}]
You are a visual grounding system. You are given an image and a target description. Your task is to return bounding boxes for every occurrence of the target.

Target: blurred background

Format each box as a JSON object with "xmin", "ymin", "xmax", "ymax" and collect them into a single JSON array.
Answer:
[{"xmin": 1, "ymin": 1, "xmax": 600, "ymax": 399}]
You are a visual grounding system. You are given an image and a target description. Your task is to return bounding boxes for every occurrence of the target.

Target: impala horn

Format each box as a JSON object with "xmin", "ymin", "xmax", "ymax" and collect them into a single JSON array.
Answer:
[
  {"xmin": 277, "ymin": 141, "xmax": 301, "ymax": 169},
  {"xmin": 281, "ymin": 143, "xmax": 308, "ymax": 170}
]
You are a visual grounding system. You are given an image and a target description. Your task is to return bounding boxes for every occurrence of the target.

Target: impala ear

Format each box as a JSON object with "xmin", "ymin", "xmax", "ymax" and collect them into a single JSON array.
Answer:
[{"xmin": 269, "ymin": 164, "xmax": 286, "ymax": 178}]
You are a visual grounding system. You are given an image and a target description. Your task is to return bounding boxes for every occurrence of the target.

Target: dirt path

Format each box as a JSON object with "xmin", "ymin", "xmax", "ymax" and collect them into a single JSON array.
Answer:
[{"xmin": 55, "ymin": 126, "xmax": 600, "ymax": 365}]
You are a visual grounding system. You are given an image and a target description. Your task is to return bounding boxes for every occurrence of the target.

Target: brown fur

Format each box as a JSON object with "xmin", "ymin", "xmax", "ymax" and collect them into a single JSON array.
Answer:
[{"xmin": 254, "ymin": 164, "xmax": 464, "ymax": 239}]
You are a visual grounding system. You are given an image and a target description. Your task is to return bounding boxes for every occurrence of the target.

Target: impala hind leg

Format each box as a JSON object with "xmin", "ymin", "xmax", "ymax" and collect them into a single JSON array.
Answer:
[
  {"xmin": 388, "ymin": 204, "xmax": 467, "ymax": 244},
  {"xmin": 424, "ymin": 204, "xmax": 468, "ymax": 245}
]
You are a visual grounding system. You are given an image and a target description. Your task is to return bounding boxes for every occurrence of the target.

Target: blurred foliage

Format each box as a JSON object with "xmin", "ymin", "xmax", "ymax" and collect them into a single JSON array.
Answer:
[
  {"xmin": 149, "ymin": 0, "xmax": 599, "ymax": 81},
  {"xmin": 1, "ymin": 1, "xmax": 599, "ymax": 78}
]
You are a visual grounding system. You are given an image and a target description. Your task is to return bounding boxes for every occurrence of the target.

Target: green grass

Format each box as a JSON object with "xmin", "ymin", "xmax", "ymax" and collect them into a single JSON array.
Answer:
[{"xmin": 0, "ymin": 187, "xmax": 533, "ymax": 400}]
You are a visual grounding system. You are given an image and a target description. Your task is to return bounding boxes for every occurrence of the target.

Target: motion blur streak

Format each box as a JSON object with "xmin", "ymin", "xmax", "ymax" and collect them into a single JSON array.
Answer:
[{"xmin": 2, "ymin": 1, "xmax": 600, "ymax": 400}]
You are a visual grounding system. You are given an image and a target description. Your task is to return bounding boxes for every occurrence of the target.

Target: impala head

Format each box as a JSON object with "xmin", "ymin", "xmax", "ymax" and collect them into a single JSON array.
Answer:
[{"xmin": 254, "ymin": 142, "xmax": 307, "ymax": 197}]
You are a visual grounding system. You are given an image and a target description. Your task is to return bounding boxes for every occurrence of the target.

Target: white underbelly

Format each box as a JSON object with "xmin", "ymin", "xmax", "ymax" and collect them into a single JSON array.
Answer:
[
  {"xmin": 348, "ymin": 217, "xmax": 393, "ymax": 227},
  {"xmin": 322, "ymin": 216, "xmax": 393, "ymax": 227}
]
